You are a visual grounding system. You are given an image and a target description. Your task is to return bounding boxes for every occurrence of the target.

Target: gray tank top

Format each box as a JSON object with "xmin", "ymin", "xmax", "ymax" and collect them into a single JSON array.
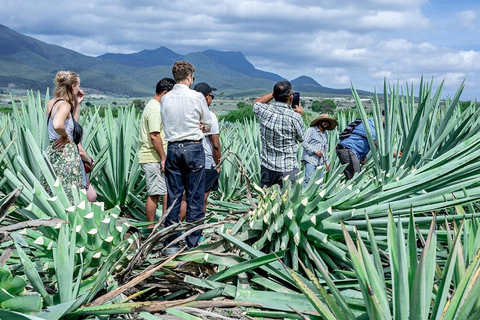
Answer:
[{"xmin": 47, "ymin": 100, "xmax": 74, "ymax": 141}]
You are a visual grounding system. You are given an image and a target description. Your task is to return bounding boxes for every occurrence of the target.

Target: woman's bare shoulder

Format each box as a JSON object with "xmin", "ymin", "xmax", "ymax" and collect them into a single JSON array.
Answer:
[{"xmin": 47, "ymin": 98, "xmax": 71, "ymax": 117}]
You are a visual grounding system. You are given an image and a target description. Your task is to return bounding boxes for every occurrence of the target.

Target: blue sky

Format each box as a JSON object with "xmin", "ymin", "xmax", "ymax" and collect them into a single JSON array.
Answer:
[{"xmin": 1, "ymin": 0, "xmax": 479, "ymax": 99}]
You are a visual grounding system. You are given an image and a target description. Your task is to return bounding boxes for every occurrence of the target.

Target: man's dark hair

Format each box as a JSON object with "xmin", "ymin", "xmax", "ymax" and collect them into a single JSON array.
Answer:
[
  {"xmin": 172, "ymin": 61, "xmax": 195, "ymax": 82},
  {"xmin": 273, "ymin": 81, "xmax": 293, "ymax": 103},
  {"xmin": 156, "ymin": 78, "xmax": 175, "ymax": 94}
]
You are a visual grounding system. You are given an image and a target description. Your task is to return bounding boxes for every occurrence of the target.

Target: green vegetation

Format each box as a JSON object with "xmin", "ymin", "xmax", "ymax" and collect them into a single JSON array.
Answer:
[
  {"xmin": 312, "ymin": 98, "xmax": 336, "ymax": 113},
  {"xmin": 219, "ymin": 101, "xmax": 255, "ymax": 122},
  {"xmin": 132, "ymin": 98, "xmax": 146, "ymax": 109},
  {"xmin": 2, "ymin": 79, "xmax": 480, "ymax": 319}
]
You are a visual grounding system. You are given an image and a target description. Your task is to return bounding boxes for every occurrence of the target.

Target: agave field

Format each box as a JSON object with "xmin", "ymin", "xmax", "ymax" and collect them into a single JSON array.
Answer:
[{"xmin": 1, "ymin": 77, "xmax": 480, "ymax": 319}]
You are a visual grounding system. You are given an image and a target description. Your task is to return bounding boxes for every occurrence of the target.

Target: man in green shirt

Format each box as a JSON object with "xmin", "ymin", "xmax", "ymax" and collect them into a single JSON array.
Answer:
[{"xmin": 138, "ymin": 78, "xmax": 175, "ymax": 228}]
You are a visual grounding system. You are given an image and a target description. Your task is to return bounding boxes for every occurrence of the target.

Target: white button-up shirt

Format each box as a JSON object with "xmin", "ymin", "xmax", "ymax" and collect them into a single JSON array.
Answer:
[{"xmin": 161, "ymin": 84, "xmax": 212, "ymax": 142}]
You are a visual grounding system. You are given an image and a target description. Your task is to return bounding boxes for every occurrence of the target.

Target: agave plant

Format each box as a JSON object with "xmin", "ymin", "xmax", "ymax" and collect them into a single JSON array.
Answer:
[
  {"xmin": 241, "ymin": 79, "xmax": 480, "ymax": 274},
  {"xmin": 216, "ymin": 119, "xmax": 262, "ymax": 201},
  {"xmin": 337, "ymin": 212, "xmax": 480, "ymax": 319}
]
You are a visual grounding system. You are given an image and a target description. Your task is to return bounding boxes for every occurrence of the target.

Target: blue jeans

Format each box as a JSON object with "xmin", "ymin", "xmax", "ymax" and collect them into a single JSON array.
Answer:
[
  {"xmin": 164, "ymin": 141, "xmax": 205, "ymax": 248},
  {"xmin": 303, "ymin": 162, "xmax": 324, "ymax": 188}
]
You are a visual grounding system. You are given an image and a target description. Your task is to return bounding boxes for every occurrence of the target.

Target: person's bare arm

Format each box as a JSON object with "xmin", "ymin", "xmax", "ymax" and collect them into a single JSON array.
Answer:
[
  {"xmin": 209, "ymin": 134, "xmax": 221, "ymax": 172},
  {"xmin": 150, "ymin": 132, "xmax": 166, "ymax": 172},
  {"xmin": 253, "ymin": 92, "xmax": 274, "ymax": 105}
]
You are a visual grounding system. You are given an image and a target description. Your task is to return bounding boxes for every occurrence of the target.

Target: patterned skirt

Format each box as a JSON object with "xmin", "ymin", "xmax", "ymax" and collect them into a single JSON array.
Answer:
[{"xmin": 42, "ymin": 141, "xmax": 84, "ymax": 203}]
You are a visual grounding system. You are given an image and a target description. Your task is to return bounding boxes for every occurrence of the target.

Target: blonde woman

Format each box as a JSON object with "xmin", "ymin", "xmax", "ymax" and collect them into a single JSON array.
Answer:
[{"xmin": 43, "ymin": 71, "xmax": 94, "ymax": 202}]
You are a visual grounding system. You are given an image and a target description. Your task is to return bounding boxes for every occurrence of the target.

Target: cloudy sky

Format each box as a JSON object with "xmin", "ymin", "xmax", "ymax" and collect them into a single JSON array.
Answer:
[{"xmin": 2, "ymin": 0, "xmax": 480, "ymax": 99}]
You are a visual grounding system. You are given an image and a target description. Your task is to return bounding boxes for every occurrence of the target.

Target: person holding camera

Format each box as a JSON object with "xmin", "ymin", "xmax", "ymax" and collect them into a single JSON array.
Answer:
[{"xmin": 253, "ymin": 81, "xmax": 305, "ymax": 188}]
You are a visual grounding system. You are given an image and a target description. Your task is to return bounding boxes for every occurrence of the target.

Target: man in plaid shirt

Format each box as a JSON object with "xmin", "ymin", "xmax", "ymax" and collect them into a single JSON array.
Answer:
[{"xmin": 253, "ymin": 81, "xmax": 305, "ymax": 188}]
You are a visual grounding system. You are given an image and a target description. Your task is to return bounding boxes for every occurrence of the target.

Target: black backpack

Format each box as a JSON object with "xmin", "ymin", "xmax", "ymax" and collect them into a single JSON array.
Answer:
[{"xmin": 339, "ymin": 119, "xmax": 362, "ymax": 140}]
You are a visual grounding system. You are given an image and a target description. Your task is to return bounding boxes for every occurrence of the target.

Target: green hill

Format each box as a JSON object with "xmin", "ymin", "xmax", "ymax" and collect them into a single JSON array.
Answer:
[{"xmin": 0, "ymin": 24, "xmax": 371, "ymax": 97}]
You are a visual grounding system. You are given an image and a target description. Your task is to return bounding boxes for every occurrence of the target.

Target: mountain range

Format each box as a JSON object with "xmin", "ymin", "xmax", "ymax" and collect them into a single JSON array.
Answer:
[{"xmin": 0, "ymin": 24, "xmax": 371, "ymax": 97}]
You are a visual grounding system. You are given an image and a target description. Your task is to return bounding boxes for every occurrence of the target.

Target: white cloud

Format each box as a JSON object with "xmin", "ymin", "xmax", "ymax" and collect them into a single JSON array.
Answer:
[
  {"xmin": 456, "ymin": 10, "xmax": 477, "ymax": 31},
  {"xmin": 0, "ymin": 0, "xmax": 478, "ymax": 98},
  {"xmin": 333, "ymin": 75, "xmax": 351, "ymax": 85}
]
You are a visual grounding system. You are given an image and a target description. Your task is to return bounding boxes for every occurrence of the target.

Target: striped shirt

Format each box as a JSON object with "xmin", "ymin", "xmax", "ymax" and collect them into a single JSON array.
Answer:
[
  {"xmin": 301, "ymin": 127, "xmax": 329, "ymax": 166},
  {"xmin": 253, "ymin": 101, "xmax": 305, "ymax": 171}
]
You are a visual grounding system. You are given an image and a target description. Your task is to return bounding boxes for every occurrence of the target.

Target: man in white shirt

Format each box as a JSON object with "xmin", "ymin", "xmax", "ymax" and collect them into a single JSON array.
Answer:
[{"xmin": 161, "ymin": 61, "xmax": 212, "ymax": 254}]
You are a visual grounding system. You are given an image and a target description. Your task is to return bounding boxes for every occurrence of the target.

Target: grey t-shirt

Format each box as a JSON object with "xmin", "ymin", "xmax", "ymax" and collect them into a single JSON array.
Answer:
[{"xmin": 203, "ymin": 111, "xmax": 219, "ymax": 169}]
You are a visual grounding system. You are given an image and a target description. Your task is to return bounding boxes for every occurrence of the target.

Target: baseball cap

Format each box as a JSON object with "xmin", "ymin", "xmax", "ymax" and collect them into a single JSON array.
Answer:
[{"xmin": 194, "ymin": 82, "xmax": 217, "ymax": 97}]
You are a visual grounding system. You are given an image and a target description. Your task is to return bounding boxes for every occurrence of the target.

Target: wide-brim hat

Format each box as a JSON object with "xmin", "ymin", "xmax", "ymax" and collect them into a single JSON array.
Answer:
[{"xmin": 310, "ymin": 113, "xmax": 338, "ymax": 130}]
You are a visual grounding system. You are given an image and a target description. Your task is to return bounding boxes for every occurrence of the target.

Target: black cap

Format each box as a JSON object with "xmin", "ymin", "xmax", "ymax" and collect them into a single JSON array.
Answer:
[{"xmin": 194, "ymin": 82, "xmax": 217, "ymax": 97}]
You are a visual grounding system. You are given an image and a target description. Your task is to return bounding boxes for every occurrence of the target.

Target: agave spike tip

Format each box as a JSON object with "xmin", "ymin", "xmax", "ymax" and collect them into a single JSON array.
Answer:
[
  {"xmin": 320, "ymin": 190, "xmax": 326, "ymax": 197},
  {"xmin": 105, "ymin": 236, "xmax": 114, "ymax": 242},
  {"xmin": 76, "ymin": 247, "xmax": 85, "ymax": 254},
  {"xmin": 287, "ymin": 209, "xmax": 294, "ymax": 219},
  {"xmin": 294, "ymin": 234, "xmax": 300, "ymax": 245},
  {"xmin": 54, "ymin": 223, "xmax": 62, "ymax": 229},
  {"xmin": 47, "ymin": 242, "xmax": 53, "ymax": 250},
  {"xmin": 66, "ymin": 206, "xmax": 76, "ymax": 212},
  {"xmin": 85, "ymin": 212, "xmax": 94, "ymax": 219},
  {"xmin": 18, "ymin": 229, "xmax": 27, "ymax": 235},
  {"xmin": 53, "ymin": 178, "xmax": 61, "ymax": 187},
  {"xmin": 34, "ymin": 237, "xmax": 44, "ymax": 245},
  {"xmin": 301, "ymin": 197, "xmax": 308, "ymax": 206},
  {"xmin": 116, "ymin": 226, "xmax": 123, "ymax": 232},
  {"xmin": 25, "ymin": 203, "xmax": 33, "ymax": 211},
  {"xmin": 88, "ymin": 229, "xmax": 98, "ymax": 235},
  {"xmin": 102, "ymin": 217, "xmax": 111, "ymax": 223},
  {"xmin": 77, "ymin": 201, "xmax": 86, "ymax": 210},
  {"xmin": 93, "ymin": 252, "xmax": 101, "ymax": 258},
  {"xmin": 76, "ymin": 225, "xmax": 82, "ymax": 232},
  {"xmin": 48, "ymin": 196, "xmax": 57, "ymax": 201}
]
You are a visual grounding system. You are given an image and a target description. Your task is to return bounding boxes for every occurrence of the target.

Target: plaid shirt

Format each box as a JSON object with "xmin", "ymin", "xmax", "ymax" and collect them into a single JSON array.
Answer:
[
  {"xmin": 254, "ymin": 101, "xmax": 305, "ymax": 171},
  {"xmin": 301, "ymin": 127, "xmax": 329, "ymax": 166}
]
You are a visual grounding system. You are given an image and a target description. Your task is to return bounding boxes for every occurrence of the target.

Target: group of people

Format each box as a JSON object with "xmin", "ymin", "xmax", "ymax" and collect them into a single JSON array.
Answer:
[
  {"xmin": 253, "ymin": 80, "xmax": 381, "ymax": 188},
  {"xmin": 137, "ymin": 61, "xmax": 221, "ymax": 255},
  {"xmin": 46, "ymin": 66, "xmax": 380, "ymax": 256}
]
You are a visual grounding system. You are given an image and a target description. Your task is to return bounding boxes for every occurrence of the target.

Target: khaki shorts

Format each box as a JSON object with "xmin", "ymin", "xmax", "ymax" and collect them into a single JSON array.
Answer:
[{"xmin": 141, "ymin": 162, "xmax": 167, "ymax": 196}]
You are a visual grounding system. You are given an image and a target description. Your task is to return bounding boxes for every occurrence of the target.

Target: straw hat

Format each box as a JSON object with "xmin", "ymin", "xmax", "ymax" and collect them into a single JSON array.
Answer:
[{"xmin": 310, "ymin": 114, "xmax": 338, "ymax": 130}]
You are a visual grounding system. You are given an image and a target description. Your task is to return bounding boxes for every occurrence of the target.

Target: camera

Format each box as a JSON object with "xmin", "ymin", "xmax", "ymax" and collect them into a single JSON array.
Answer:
[{"xmin": 291, "ymin": 92, "xmax": 300, "ymax": 109}]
